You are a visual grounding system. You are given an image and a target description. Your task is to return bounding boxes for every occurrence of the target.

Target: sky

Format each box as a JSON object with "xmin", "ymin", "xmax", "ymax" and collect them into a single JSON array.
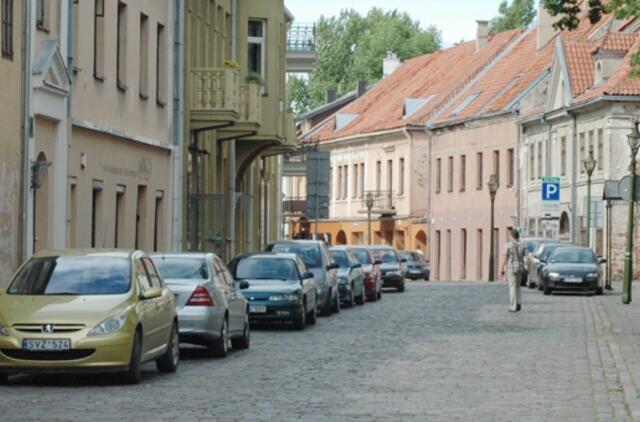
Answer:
[{"xmin": 285, "ymin": 0, "xmax": 507, "ymax": 46}]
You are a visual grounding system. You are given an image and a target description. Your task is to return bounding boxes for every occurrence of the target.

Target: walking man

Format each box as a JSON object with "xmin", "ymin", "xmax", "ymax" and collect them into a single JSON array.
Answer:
[{"xmin": 501, "ymin": 228, "xmax": 526, "ymax": 312}]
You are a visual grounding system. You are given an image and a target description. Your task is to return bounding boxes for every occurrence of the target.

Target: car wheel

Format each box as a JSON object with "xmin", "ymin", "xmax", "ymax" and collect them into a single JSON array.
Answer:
[
  {"xmin": 0, "ymin": 374, "xmax": 8, "ymax": 385},
  {"xmin": 356, "ymin": 286, "xmax": 365, "ymax": 305},
  {"xmin": 537, "ymin": 282, "xmax": 543, "ymax": 291},
  {"xmin": 543, "ymin": 286, "xmax": 552, "ymax": 295},
  {"xmin": 307, "ymin": 300, "xmax": 317, "ymax": 325},
  {"xmin": 398, "ymin": 282, "xmax": 405, "ymax": 293},
  {"xmin": 231, "ymin": 313, "xmax": 250, "ymax": 349},
  {"xmin": 123, "ymin": 330, "xmax": 143, "ymax": 385},
  {"xmin": 347, "ymin": 286, "xmax": 355, "ymax": 307},
  {"xmin": 332, "ymin": 290, "xmax": 340, "ymax": 313},
  {"xmin": 377, "ymin": 287, "xmax": 382, "ymax": 300},
  {"xmin": 208, "ymin": 317, "xmax": 229, "ymax": 358},
  {"xmin": 596, "ymin": 287, "xmax": 604, "ymax": 296},
  {"xmin": 156, "ymin": 322, "xmax": 179, "ymax": 373},
  {"xmin": 293, "ymin": 304, "xmax": 306, "ymax": 330},
  {"xmin": 322, "ymin": 290, "xmax": 333, "ymax": 316}
]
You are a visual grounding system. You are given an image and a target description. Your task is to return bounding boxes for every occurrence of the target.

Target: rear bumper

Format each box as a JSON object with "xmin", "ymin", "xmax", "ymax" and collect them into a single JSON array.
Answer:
[
  {"xmin": 405, "ymin": 270, "xmax": 429, "ymax": 280},
  {"xmin": 544, "ymin": 279, "xmax": 600, "ymax": 292},
  {"xmin": 382, "ymin": 275, "xmax": 404, "ymax": 287},
  {"xmin": 177, "ymin": 307, "xmax": 225, "ymax": 343}
]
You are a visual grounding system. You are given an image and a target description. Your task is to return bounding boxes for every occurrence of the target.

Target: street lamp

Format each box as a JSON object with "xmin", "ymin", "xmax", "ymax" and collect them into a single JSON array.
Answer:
[
  {"xmin": 622, "ymin": 119, "xmax": 640, "ymax": 305},
  {"xmin": 365, "ymin": 192, "xmax": 374, "ymax": 245},
  {"xmin": 488, "ymin": 174, "xmax": 499, "ymax": 282},
  {"xmin": 583, "ymin": 151, "xmax": 597, "ymax": 247}
]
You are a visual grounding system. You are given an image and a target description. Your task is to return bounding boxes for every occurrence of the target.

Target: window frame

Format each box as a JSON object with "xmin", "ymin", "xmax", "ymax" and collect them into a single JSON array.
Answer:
[
  {"xmin": 248, "ymin": 19, "xmax": 266, "ymax": 92},
  {"xmin": 1, "ymin": 0, "xmax": 13, "ymax": 59}
]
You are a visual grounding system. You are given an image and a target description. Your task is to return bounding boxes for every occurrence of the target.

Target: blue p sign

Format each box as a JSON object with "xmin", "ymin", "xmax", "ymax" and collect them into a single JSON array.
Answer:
[{"xmin": 542, "ymin": 182, "xmax": 560, "ymax": 201}]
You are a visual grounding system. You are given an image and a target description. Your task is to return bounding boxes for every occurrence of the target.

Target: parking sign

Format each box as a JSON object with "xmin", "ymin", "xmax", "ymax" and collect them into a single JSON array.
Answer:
[{"xmin": 541, "ymin": 177, "xmax": 560, "ymax": 201}]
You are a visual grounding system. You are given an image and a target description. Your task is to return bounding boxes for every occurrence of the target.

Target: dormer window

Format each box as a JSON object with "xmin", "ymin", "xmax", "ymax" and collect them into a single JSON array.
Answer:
[
  {"xmin": 595, "ymin": 61, "xmax": 604, "ymax": 85},
  {"xmin": 403, "ymin": 94, "xmax": 436, "ymax": 119},
  {"xmin": 592, "ymin": 49, "xmax": 625, "ymax": 87},
  {"xmin": 335, "ymin": 114, "xmax": 358, "ymax": 131}
]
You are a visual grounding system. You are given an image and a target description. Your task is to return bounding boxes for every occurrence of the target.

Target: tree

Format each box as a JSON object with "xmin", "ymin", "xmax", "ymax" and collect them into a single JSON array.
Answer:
[
  {"xmin": 543, "ymin": 0, "xmax": 640, "ymax": 75},
  {"xmin": 489, "ymin": 0, "xmax": 536, "ymax": 34},
  {"xmin": 287, "ymin": 8, "xmax": 441, "ymax": 115}
]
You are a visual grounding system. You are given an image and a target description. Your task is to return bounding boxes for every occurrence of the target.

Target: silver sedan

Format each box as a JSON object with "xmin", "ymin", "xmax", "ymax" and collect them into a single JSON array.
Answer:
[{"xmin": 151, "ymin": 253, "xmax": 250, "ymax": 357}]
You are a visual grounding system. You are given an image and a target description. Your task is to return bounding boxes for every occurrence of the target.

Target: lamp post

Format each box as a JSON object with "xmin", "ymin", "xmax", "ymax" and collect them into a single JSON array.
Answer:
[
  {"xmin": 365, "ymin": 192, "xmax": 374, "ymax": 245},
  {"xmin": 583, "ymin": 151, "xmax": 597, "ymax": 247},
  {"xmin": 488, "ymin": 174, "xmax": 499, "ymax": 282},
  {"xmin": 622, "ymin": 119, "xmax": 640, "ymax": 305}
]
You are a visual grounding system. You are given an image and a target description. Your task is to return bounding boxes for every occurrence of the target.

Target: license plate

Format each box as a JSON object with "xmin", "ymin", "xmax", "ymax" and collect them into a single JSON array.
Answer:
[
  {"xmin": 23, "ymin": 339, "xmax": 71, "ymax": 351},
  {"xmin": 565, "ymin": 277, "xmax": 583, "ymax": 283},
  {"xmin": 250, "ymin": 305, "xmax": 267, "ymax": 314}
]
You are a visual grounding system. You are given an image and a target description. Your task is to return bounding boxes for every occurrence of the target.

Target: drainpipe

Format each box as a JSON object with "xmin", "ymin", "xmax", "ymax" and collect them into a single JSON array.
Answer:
[
  {"xmin": 424, "ymin": 126, "xmax": 433, "ymax": 271},
  {"xmin": 172, "ymin": 0, "xmax": 185, "ymax": 251},
  {"xmin": 20, "ymin": 0, "xmax": 33, "ymax": 261},
  {"xmin": 569, "ymin": 110, "xmax": 578, "ymax": 244},
  {"xmin": 514, "ymin": 112, "xmax": 522, "ymax": 228},
  {"xmin": 541, "ymin": 114, "xmax": 552, "ymax": 237},
  {"xmin": 228, "ymin": 0, "xmax": 237, "ymax": 259}
]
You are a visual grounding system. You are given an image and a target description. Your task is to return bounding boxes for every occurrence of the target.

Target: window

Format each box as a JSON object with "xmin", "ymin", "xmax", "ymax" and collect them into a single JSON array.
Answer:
[
  {"xmin": 537, "ymin": 142, "xmax": 542, "ymax": 179},
  {"xmin": 142, "ymin": 258, "xmax": 163, "ymax": 288},
  {"xmin": 359, "ymin": 163, "xmax": 365, "ymax": 198},
  {"xmin": 94, "ymin": 0, "xmax": 105, "ymax": 79},
  {"xmin": 597, "ymin": 129, "xmax": 604, "ymax": 171},
  {"xmin": 136, "ymin": 186, "xmax": 147, "ymax": 249},
  {"xmin": 477, "ymin": 229, "xmax": 483, "ymax": 280},
  {"xmin": 461, "ymin": 229, "xmax": 467, "ymax": 280},
  {"xmin": 115, "ymin": 185, "xmax": 126, "ymax": 248},
  {"xmin": 71, "ymin": 0, "xmax": 79, "ymax": 66},
  {"xmin": 460, "ymin": 155, "xmax": 466, "ymax": 192},
  {"xmin": 399, "ymin": 158, "xmax": 405, "ymax": 196},
  {"xmin": 343, "ymin": 166, "xmax": 348, "ymax": 199},
  {"xmin": 376, "ymin": 161, "xmax": 381, "ymax": 192},
  {"xmin": 476, "ymin": 152, "xmax": 483, "ymax": 189},
  {"xmin": 248, "ymin": 20, "xmax": 265, "ymax": 79},
  {"xmin": 139, "ymin": 13, "xmax": 149, "ymax": 98},
  {"xmin": 156, "ymin": 23, "xmax": 167, "ymax": 105},
  {"xmin": 91, "ymin": 180, "xmax": 104, "ymax": 248},
  {"xmin": 560, "ymin": 136, "xmax": 567, "ymax": 176},
  {"xmin": 447, "ymin": 156, "xmax": 453, "ymax": 192},
  {"xmin": 588, "ymin": 130, "xmax": 594, "ymax": 157},
  {"xmin": 579, "ymin": 132, "xmax": 586, "ymax": 174},
  {"xmin": 436, "ymin": 158, "xmax": 442, "ymax": 193},
  {"xmin": 329, "ymin": 166, "xmax": 333, "ymax": 199},
  {"xmin": 2, "ymin": 0, "xmax": 13, "ymax": 59},
  {"xmin": 493, "ymin": 150, "xmax": 500, "ymax": 184},
  {"xmin": 529, "ymin": 144, "xmax": 535, "ymax": 181},
  {"xmin": 352, "ymin": 165, "xmax": 358, "ymax": 199},
  {"xmin": 507, "ymin": 148, "xmax": 514, "ymax": 187},
  {"xmin": 153, "ymin": 191, "xmax": 164, "ymax": 251},
  {"xmin": 337, "ymin": 166, "xmax": 342, "ymax": 199},
  {"xmin": 36, "ymin": 0, "xmax": 46, "ymax": 30},
  {"xmin": 387, "ymin": 159, "xmax": 393, "ymax": 193},
  {"xmin": 117, "ymin": 2, "xmax": 128, "ymax": 90},
  {"xmin": 136, "ymin": 260, "xmax": 152, "ymax": 292}
]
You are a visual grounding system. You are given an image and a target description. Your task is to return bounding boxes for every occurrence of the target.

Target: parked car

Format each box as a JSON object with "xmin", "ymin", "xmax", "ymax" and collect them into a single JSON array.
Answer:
[
  {"xmin": 530, "ymin": 242, "xmax": 566, "ymax": 290},
  {"xmin": 540, "ymin": 246, "xmax": 605, "ymax": 295},
  {"xmin": 0, "ymin": 250, "xmax": 179, "ymax": 385},
  {"xmin": 265, "ymin": 240, "xmax": 339, "ymax": 316},
  {"xmin": 228, "ymin": 253, "xmax": 318, "ymax": 330},
  {"xmin": 522, "ymin": 238, "xmax": 554, "ymax": 287},
  {"xmin": 368, "ymin": 245, "xmax": 406, "ymax": 292},
  {"xmin": 329, "ymin": 247, "xmax": 365, "ymax": 307},
  {"xmin": 398, "ymin": 251, "xmax": 430, "ymax": 281},
  {"xmin": 151, "ymin": 253, "xmax": 250, "ymax": 358},
  {"xmin": 349, "ymin": 246, "xmax": 382, "ymax": 301}
]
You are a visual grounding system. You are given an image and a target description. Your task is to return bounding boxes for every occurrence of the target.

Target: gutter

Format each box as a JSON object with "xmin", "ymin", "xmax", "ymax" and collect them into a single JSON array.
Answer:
[
  {"xmin": 20, "ymin": 0, "xmax": 32, "ymax": 261},
  {"xmin": 568, "ymin": 110, "xmax": 578, "ymax": 244},
  {"xmin": 229, "ymin": 0, "xmax": 237, "ymax": 259},
  {"xmin": 172, "ymin": 0, "xmax": 185, "ymax": 251}
]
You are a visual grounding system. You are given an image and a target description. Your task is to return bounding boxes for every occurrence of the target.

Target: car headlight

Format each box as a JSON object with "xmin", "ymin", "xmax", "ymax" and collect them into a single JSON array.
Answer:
[
  {"xmin": 548, "ymin": 272, "xmax": 560, "ymax": 281},
  {"xmin": 586, "ymin": 272, "xmax": 599, "ymax": 279},
  {"xmin": 269, "ymin": 294, "xmax": 300, "ymax": 302},
  {"xmin": 0, "ymin": 324, "xmax": 8, "ymax": 336},
  {"xmin": 88, "ymin": 308, "xmax": 130, "ymax": 337}
]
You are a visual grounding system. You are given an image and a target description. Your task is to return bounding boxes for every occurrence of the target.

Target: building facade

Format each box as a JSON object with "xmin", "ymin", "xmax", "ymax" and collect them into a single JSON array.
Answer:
[{"xmin": 0, "ymin": 0, "xmax": 23, "ymax": 285}]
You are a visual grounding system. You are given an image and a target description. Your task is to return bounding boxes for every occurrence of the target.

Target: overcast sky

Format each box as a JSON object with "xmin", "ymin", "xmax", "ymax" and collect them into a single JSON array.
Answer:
[{"xmin": 285, "ymin": 0, "xmax": 509, "ymax": 46}]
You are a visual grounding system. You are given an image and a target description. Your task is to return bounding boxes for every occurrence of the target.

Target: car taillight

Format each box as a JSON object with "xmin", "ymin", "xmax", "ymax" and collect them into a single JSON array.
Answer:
[{"xmin": 186, "ymin": 286, "xmax": 214, "ymax": 306}]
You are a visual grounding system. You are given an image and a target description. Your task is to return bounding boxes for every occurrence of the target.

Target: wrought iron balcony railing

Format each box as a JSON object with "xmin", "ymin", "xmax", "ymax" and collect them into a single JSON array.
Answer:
[
  {"xmin": 360, "ymin": 190, "xmax": 396, "ymax": 215},
  {"xmin": 283, "ymin": 197, "xmax": 307, "ymax": 215},
  {"xmin": 287, "ymin": 24, "xmax": 316, "ymax": 53}
]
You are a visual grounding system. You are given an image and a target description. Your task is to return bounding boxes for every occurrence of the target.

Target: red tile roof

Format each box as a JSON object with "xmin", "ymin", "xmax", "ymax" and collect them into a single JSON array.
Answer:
[{"xmin": 563, "ymin": 40, "xmax": 597, "ymax": 97}]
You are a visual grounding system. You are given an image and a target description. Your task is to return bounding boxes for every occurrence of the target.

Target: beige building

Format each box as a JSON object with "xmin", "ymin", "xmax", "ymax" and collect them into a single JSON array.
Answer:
[{"xmin": 0, "ymin": 0, "xmax": 23, "ymax": 284}]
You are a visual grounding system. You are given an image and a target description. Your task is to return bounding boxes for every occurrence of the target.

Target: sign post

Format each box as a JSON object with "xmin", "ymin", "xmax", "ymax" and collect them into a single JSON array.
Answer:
[{"xmin": 541, "ymin": 177, "xmax": 560, "ymax": 234}]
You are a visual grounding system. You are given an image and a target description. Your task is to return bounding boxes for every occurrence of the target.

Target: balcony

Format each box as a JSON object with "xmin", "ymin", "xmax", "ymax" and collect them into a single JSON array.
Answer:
[
  {"xmin": 359, "ymin": 191, "xmax": 396, "ymax": 216},
  {"xmin": 218, "ymin": 82, "xmax": 262, "ymax": 141},
  {"xmin": 283, "ymin": 197, "xmax": 307, "ymax": 216},
  {"xmin": 190, "ymin": 68, "xmax": 240, "ymax": 131},
  {"xmin": 282, "ymin": 155, "xmax": 306, "ymax": 177},
  {"xmin": 286, "ymin": 24, "xmax": 316, "ymax": 73}
]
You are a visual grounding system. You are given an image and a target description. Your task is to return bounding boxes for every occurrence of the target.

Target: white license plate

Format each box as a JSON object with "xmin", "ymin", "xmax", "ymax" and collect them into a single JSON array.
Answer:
[
  {"xmin": 250, "ymin": 305, "xmax": 267, "ymax": 314},
  {"xmin": 23, "ymin": 339, "xmax": 71, "ymax": 351},
  {"xmin": 565, "ymin": 277, "xmax": 583, "ymax": 283}
]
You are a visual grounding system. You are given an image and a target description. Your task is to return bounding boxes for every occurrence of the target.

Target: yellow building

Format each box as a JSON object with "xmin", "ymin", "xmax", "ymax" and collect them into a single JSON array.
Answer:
[
  {"xmin": 184, "ymin": 0, "xmax": 295, "ymax": 260},
  {"xmin": 0, "ymin": 0, "xmax": 23, "ymax": 285}
]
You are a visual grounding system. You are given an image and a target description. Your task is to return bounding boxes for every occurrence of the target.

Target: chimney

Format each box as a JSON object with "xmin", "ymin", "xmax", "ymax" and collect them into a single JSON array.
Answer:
[
  {"xmin": 383, "ymin": 51, "xmax": 401, "ymax": 78},
  {"xmin": 476, "ymin": 20, "xmax": 489, "ymax": 52},
  {"xmin": 325, "ymin": 89, "xmax": 337, "ymax": 104},
  {"xmin": 537, "ymin": 0, "xmax": 557, "ymax": 50},
  {"xmin": 356, "ymin": 80, "xmax": 367, "ymax": 97}
]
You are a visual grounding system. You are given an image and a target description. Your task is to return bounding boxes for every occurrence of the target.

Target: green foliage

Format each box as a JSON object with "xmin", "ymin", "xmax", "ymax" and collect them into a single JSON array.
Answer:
[
  {"xmin": 286, "ymin": 8, "xmax": 441, "ymax": 115},
  {"xmin": 489, "ymin": 0, "xmax": 537, "ymax": 34},
  {"xmin": 286, "ymin": 75, "xmax": 313, "ymax": 115},
  {"xmin": 246, "ymin": 72, "xmax": 265, "ymax": 86}
]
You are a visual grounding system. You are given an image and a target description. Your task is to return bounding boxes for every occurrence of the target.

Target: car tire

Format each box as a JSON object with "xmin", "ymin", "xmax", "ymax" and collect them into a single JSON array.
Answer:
[
  {"xmin": 322, "ymin": 290, "xmax": 333, "ymax": 316},
  {"xmin": 332, "ymin": 291, "xmax": 340, "ymax": 313},
  {"xmin": 0, "ymin": 374, "xmax": 8, "ymax": 385},
  {"xmin": 293, "ymin": 304, "xmax": 306, "ymax": 330},
  {"xmin": 596, "ymin": 287, "xmax": 604, "ymax": 296},
  {"xmin": 123, "ymin": 330, "xmax": 143, "ymax": 385},
  {"xmin": 377, "ymin": 288, "xmax": 382, "ymax": 300},
  {"xmin": 398, "ymin": 282, "xmax": 405, "ymax": 293},
  {"xmin": 356, "ymin": 287, "xmax": 365, "ymax": 305},
  {"xmin": 307, "ymin": 300, "xmax": 317, "ymax": 325},
  {"xmin": 208, "ymin": 317, "xmax": 229, "ymax": 358},
  {"xmin": 156, "ymin": 322, "xmax": 179, "ymax": 373},
  {"xmin": 543, "ymin": 286, "xmax": 552, "ymax": 295},
  {"xmin": 231, "ymin": 313, "xmax": 250, "ymax": 349}
]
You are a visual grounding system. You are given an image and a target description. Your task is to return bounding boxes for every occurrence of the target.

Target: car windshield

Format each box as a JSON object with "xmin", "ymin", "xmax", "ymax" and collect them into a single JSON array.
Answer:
[
  {"xmin": 7, "ymin": 256, "xmax": 131, "ymax": 295},
  {"xmin": 370, "ymin": 249, "xmax": 398, "ymax": 264},
  {"xmin": 540, "ymin": 244, "xmax": 563, "ymax": 260},
  {"xmin": 236, "ymin": 258, "xmax": 299, "ymax": 282},
  {"xmin": 152, "ymin": 258, "xmax": 208, "ymax": 280},
  {"xmin": 270, "ymin": 244, "xmax": 322, "ymax": 268},
  {"xmin": 399, "ymin": 251, "xmax": 419, "ymax": 261},
  {"xmin": 525, "ymin": 240, "xmax": 541, "ymax": 253},
  {"xmin": 549, "ymin": 249, "xmax": 597, "ymax": 264},
  {"xmin": 350, "ymin": 249, "xmax": 372, "ymax": 265},
  {"xmin": 330, "ymin": 251, "xmax": 350, "ymax": 268}
]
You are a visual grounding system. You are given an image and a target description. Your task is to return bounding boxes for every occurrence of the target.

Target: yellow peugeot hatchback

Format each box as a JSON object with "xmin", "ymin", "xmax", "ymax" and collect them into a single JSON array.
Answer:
[{"xmin": 0, "ymin": 249, "xmax": 179, "ymax": 384}]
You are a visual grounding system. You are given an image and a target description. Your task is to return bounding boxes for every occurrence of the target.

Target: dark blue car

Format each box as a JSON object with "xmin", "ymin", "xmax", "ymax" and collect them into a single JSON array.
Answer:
[{"xmin": 329, "ymin": 246, "xmax": 365, "ymax": 307}]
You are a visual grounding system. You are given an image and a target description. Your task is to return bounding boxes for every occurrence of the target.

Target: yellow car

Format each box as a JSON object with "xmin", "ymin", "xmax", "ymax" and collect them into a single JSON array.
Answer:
[{"xmin": 0, "ymin": 249, "xmax": 179, "ymax": 384}]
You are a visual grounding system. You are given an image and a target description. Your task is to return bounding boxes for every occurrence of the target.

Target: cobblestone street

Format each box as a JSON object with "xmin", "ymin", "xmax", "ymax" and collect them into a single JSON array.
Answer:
[{"xmin": 2, "ymin": 282, "xmax": 640, "ymax": 421}]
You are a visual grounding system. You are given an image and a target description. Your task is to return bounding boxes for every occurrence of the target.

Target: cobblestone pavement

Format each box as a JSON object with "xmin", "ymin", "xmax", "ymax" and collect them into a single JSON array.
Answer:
[{"xmin": 2, "ymin": 281, "xmax": 640, "ymax": 421}]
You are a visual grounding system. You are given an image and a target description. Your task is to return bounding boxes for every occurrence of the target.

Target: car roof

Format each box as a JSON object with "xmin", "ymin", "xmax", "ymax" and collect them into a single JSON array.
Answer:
[
  {"xmin": 32, "ymin": 249, "xmax": 137, "ymax": 259},
  {"xmin": 240, "ymin": 252, "xmax": 299, "ymax": 261},
  {"xmin": 150, "ymin": 252, "xmax": 214, "ymax": 260},
  {"xmin": 368, "ymin": 245, "xmax": 395, "ymax": 250}
]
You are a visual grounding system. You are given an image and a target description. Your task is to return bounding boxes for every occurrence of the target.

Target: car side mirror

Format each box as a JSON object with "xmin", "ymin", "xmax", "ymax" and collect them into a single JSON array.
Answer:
[
  {"xmin": 373, "ymin": 260, "xmax": 382, "ymax": 266},
  {"xmin": 302, "ymin": 272, "xmax": 314, "ymax": 280},
  {"xmin": 351, "ymin": 263, "xmax": 362, "ymax": 270},
  {"xmin": 327, "ymin": 263, "xmax": 339, "ymax": 271},
  {"xmin": 400, "ymin": 259, "xmax": 407, "ymax": 263},
  {"xmin": 599, "ymin": 258, "xmax": 608, "ymax": 265},
  {"xmin": 238, "ymin": 281, "xmax": 250, "ymax": 290},
  {"xmin": 141, "ymin": 287, "xmax": 162, "ymax": 300}
]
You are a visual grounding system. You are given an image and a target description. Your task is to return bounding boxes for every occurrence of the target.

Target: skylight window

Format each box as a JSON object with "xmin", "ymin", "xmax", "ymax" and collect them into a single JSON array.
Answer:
[
  {"xmin": 335, "ymin": 114, "xmax": 358, "ymax": 131},
  {"xmin": 403, "ymin": 94, "xmax": 436, "ymax": 118},
  {"xmin": 451, "ymin": 92, "xmax": 481, "ymax": 116}
]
